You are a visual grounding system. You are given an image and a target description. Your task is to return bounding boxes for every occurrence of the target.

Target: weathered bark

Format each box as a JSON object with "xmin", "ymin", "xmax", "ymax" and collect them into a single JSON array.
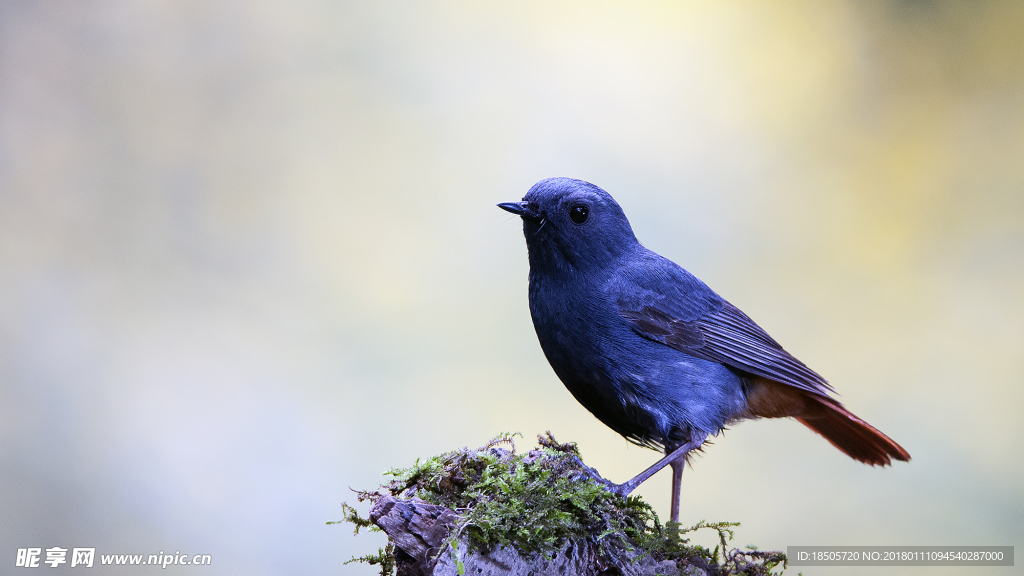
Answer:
[
  {"xmin": 370, "ymin": 494, "xmax": 698, "ymax": 576},
  {"xmin": 369, "ymin": 496, "xmax": 459, "ymax": 575}
]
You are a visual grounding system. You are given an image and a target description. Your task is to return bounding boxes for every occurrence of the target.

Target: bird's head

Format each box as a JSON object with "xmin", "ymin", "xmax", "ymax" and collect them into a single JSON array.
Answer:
[{"xmin": 499, "ymin": 178, "xmax": 640, "ymax": 274}]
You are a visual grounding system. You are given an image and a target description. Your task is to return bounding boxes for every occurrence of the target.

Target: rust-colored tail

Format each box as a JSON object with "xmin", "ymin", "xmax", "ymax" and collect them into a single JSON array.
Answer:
[
  {"xmin": 797, "ymin": 394, "xmax": 910, "ymax": 466},
  {"xmin": 744, "ymin": 377, "xmax": 910, "ymax": 465}
]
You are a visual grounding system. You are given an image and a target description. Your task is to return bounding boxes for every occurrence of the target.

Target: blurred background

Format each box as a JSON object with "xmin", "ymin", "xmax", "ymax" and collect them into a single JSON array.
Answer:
[{"xmin": 1, "ymin": 1, "xmax": 1022, "ymax": 574}]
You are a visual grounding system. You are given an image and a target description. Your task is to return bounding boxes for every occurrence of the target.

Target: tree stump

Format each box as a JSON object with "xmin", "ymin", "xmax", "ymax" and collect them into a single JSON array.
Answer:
[
  {"xmin": 342, "ymin": 433, "xmax": 785, "ymax": 576},
  {"xmin": 370, "ymin": 494, "xmax": 693, "ymax": 576}
]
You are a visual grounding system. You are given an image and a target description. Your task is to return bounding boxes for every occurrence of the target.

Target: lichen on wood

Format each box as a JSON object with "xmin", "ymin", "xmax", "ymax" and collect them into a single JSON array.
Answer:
[{"xmin": 334, "ymin": 432, "xmax": 787, "ymax": 576}]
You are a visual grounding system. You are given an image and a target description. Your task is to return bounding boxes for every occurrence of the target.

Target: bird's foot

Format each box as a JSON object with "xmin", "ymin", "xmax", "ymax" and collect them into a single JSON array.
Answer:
[
  {"xmin": 604, "ymin": 482, "xmax": 633, "ymax": 498},
  {"xmin": 569, "ymin": 456, "xmax": 633, "ymax": 498}
]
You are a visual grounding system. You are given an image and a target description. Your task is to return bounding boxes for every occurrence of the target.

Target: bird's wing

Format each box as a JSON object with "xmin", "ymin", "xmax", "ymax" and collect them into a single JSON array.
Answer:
[{"xmin": 613, "ymin": 254, "xmax": 834, "ymax": 397}]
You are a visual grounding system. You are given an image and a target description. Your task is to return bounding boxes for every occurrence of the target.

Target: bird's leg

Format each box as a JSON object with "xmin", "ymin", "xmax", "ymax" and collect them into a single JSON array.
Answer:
[
  {"xmin": 670, "ymin": 455, "xmax": 685, "ymax": 524},
  {"xmin": 600, "ymin": 434, "xmax": 708, "ymax": 499}
]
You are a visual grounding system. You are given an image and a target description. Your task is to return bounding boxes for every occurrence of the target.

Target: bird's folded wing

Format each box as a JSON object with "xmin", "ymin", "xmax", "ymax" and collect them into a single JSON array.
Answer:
[{"xmin": 613, "ymin": 261, "xmax": 834, "ymax": 397}]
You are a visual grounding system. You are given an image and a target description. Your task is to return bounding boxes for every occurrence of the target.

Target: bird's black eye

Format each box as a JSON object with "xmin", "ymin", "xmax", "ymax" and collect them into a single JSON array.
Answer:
[{"xmin": 569, "ymin": 205, "xmax": 589, "ymax": 224}]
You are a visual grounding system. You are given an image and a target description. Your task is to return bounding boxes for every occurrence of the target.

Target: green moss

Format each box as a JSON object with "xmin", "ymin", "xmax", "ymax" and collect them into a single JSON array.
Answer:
[
  {"xmin": 343, "ymin": 542, "xmax": 395, "ymax": 576},
  {"xmin": 337, "ymin": 432, "xmax": 788, "ymax": 575},
  {"xmin": 326, "ymin": 502, "xmax": 377, "ymax": 535}
]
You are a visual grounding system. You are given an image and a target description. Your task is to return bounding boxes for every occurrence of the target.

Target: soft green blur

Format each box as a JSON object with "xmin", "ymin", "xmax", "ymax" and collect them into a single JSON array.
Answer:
[{"xmin": 1, "ymin": 2, "xmax": 1021, "ymax": 575}]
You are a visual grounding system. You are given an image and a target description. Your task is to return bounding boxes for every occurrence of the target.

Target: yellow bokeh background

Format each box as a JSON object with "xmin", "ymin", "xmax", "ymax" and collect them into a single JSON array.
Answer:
[{"xmin": 1, "ymin": 2, "xmax": 1021, "ymax": 574}]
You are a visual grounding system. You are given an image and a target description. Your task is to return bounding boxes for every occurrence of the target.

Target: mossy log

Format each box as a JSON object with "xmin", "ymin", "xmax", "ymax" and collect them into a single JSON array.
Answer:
[
  {"xmin": 370, "ymin": 493, "xmax": 688, "ymax": 576},
  {"xmin": 341, "ymin": 433, "xmax": 786, "ymax": 576}
]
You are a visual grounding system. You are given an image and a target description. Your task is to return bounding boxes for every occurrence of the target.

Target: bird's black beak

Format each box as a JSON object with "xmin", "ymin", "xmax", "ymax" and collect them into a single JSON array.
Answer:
[{"xmin": 498, "ymin": 201, "xmax": 543, "ymax": 222}]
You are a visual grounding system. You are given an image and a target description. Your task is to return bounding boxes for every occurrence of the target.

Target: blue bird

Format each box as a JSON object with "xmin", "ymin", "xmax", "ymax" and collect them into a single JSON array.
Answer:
[{"xmin": 499, "ymin": 177, "xmax": 909, "ymax": 523}]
